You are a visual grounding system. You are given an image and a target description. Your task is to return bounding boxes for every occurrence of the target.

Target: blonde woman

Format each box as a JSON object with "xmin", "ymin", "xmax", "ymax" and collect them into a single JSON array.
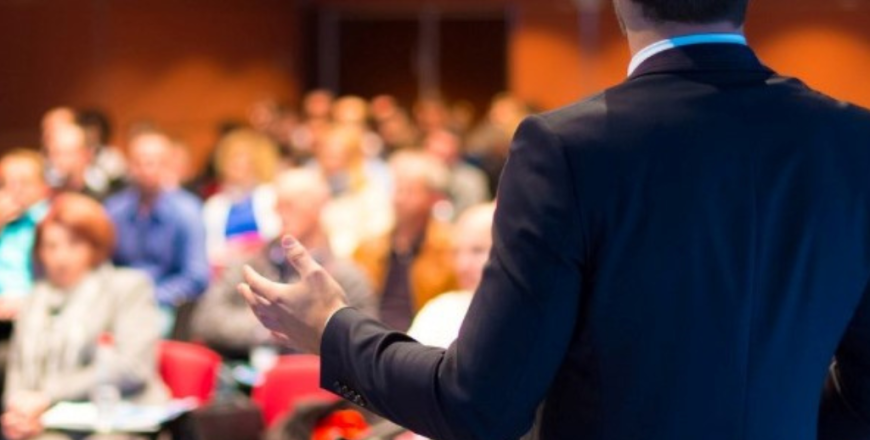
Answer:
[
  {"xmin": 203, "ymin": 129, "xmax": 281, "ymax": 272},
  {"xmin": 311, "ymin": 125, "xmax": 393, "ymax": 258}
]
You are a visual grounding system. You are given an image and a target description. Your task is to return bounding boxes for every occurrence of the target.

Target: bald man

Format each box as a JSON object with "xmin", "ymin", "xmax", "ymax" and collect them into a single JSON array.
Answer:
[
  {"xmin": 192, "ymin": 168, "xmax": 376, "ymax": 360},
  {"xmin": 408, "ymin": 203, "xmax": 495, "ymax": 348},
  {"xmin": 44, "ymin": 122, "xmax": 117, "ymax": 200}
]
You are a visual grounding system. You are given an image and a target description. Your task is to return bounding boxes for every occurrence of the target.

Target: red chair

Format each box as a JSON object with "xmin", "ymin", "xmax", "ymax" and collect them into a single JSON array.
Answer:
[
  {"xmin": 158, "ymin": 340, "xmax": 222, "ymax": 404},
  {"xmin": 251, "ymin": 354, "xmax": 337, "ymax": 427}
]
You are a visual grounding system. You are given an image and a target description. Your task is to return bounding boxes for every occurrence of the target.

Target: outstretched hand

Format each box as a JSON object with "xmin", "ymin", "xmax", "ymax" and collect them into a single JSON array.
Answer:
[{"xmin": 237, "ymin": 236, "xmax": 349, "ymax": 354}]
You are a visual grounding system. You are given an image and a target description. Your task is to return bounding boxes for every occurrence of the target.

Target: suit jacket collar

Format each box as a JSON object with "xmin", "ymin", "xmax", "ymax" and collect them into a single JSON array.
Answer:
[{"xmin": 628, "ymin": 43, "xmax": 773, "ymax": 81}]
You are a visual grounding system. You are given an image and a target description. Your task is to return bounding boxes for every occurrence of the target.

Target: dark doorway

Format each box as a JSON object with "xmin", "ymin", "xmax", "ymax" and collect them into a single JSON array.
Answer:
[{"xmin": 304, "ymin": 7, "xmax": 509, "ymax": 115}]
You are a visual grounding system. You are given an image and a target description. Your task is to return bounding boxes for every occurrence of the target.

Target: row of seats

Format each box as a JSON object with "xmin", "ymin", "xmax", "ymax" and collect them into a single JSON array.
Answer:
[{"xmin": 159, "ymin": 341, "xmax": 329, "ymax": 428}]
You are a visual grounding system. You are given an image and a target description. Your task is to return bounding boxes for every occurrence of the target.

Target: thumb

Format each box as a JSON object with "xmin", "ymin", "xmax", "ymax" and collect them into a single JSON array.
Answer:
[{"xmin": 281, "ymin": 235, "xmax": 321, "ymax": 277}]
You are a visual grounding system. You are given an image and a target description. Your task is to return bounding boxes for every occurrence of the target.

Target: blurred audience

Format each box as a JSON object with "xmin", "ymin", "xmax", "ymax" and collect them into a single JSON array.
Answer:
[
  {"xmin": 0, "ymin": 89, "xmax": 523, "ymax": 418},
  {"xmin": 43, "ymin": 122, "xmax": 113, "ymax": 200},
  {"xmin": 354, "ymin": 151, "xmax": 458, "ymax": 331},
  {"xmin": 408, "ymin": 203, "xmax": 495, "ymax": 348},
  {"xmin": 370, "ymin": 95, "xmax": 419, "ymax": 155},
  {"xmin": 3, "ymin": 194, "xmax": 167, "ymax": 440},
  {"xmin": 192, "ymin": 168, "xmax": 376, "ymax": 359},
  {"xmin": 332, "ymin": 96, "xmax": 384, "ymax": 158},
  {"xmin": 315, "ymin": 125, "xmax": 394, "ymax": 258},
  {"xmin": 413, "ymin": 97, "xmax": 451, "ymax": 137},
  {"xmin": 203, "ymin": 129, "xmax": 281, "ymax": 271},
  {"xmin": 0, "ymin": 150, "xmax": 51, "ymax": 318},
  {"xmin": 290, "ymin": 90, "xmax": 335, "ymax": 162},
  {"xmin": 77, "ymin": 108, "xmax": 127, "ymax": 190},
  {"xmin": 39, "ymin": 107, "xmax": 76, "ymax": 149},
  {"xmin": 248, "ymin": 99, "xmax": 300, "ymax": 162},
  {"xmin": 166, "ymin": 138, "xmax": 196, "ymax": 191},
  {"xmin": 104, "ymin": 130, "xmax": 209, "ymax": 334},
  {"xmin": 466, "ymin": 93, "xmax": 530, "ymax": 194},
  {"xmin": 424, "ymin": 129, "xmax": 490, "ymax": 218}
]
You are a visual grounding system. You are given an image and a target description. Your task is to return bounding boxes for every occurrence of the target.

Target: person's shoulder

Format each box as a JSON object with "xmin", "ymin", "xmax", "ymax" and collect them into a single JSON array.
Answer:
[
  {"xmin": 103, "ymin": 187, "xmax": 136, "ymax": 212},
  {"xmin": 791, "ymin": 78, "xmax": 870, "ymax": 123},
  {"xmin": 327, "ymin": 258, "xmax": 372, "ymax": 289},
  {"xmin": 100, "ymin": 265, "xmax": 154, "ymax": 295},
  {"xmin": 425, "ymin": 290, "xmax": 472, "ymax": 308},
  {"xmin": 424, "ymin": 221, "xmax": 454, "ymax": 249},
  {"xmin": 163, "ymin": 188, "xmax": 204, "ymax": 217},
  {"xmin": 517, "ymin": 92, "xmax": 611, "ymax": 152},
  {"xmin": 353, "ymin": 233, "xmax": 391, "ymax": 260},
  {"xmin": 167, "ymin": 188, "xmax": 203, "ymax": 207},
  {"xmin": 766, "ymin": 74, "xmax": 870, "ymax": 137},
  {"xmin": 537, "ymin": 91, "xmax": 609, "ymax": 129}
]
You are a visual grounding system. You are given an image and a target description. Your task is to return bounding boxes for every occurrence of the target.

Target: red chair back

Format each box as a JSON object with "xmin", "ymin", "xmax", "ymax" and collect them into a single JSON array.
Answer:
[
  {"xmin": 251, "ymin": 354, "xmax": 337, "ymax": 427},
  {"xmin": 158, "ymin": 340, "xmax": 222, "ymax": 403}
]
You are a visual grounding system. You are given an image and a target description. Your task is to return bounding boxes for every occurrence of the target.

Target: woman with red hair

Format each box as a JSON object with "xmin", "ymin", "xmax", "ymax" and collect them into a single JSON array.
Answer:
[{"xmin": 2, "ymin": 193, "xmax": 167, "ymax": 440}]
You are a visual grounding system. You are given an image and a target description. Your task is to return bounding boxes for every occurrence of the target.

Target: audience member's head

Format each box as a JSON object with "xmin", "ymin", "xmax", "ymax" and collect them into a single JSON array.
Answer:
[
  {"xmin": 452, "ymin": 203, "xmax": 495, "ymax": 291},
  {"xmin": 76, "ymin": 109, "xmax": 113, "ymax": 149},
  {"xmin": 449, "ymin": 100, "xmax": 477, "ymax": 135},
  {"xmin": 248, "ymin": 99, "xmax": 282, "ymax": 133},
  {"xmin": 333, "ymin": 96, "xmax": 370, "ymax": 127},
  {"xmin": 488, "ymin": 93, "xmax": 529, "ymax": 131},
  {"xmin": 127, "ymin": 130, "xmax": 174, "ymax": 197},
  {"xmin": 304, "ymin": 89, "xmax": 335, "ymax": 121},
  {"xmin": 273, "ymin": 169, "xmax": 331, "ymax": 245},
  {"xmin": 370, "ymin": 95, "xmax": 401, "ymax": 122},
  {"xmin": 389, "ymin": 151, "xmax": 449, "ymax": 228},
  {"xmin": 35, "ymin": 193, "xmax": 115, "ymax": 289},
  {"xmin": 424, "ymin": 129, "xmax": 463, "ymax": 166},
  {"xmin": 0, "ymin": 149, "xmax": 49, "ymax": 212},
  {"xmin": 45, "ymin": 123, "xmax": 91, "ymax": 189},
  {"xmin": 317, "ymin": 125, "xmax": 365, "ymax": 179},
  {"xmin": 213, "ymin": 129, "xmax": 280, "ymax": 191},
  {"xmin": 40, "ymin": 107, "xmax": 77, "ymax": 147},
  {"xmin": 414, "ymin": 97, "xmax": 450, "ymax": 135}
]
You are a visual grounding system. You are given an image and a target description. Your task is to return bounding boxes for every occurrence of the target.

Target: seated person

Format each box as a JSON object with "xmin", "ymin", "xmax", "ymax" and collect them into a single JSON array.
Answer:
[
  {"xmin": 424, "ymin": 130, "xmax": 491, "ymax": 218},
  {"xmin": 43, "ymin": 121, "xmax": 115, "ymax": 201},
  {"xmin": 105, "ymin": 130, "xmax": 209, "ymax": 335},
  {"xmin": 408, "ymin": 203, "xmax": 495, "ymax": 348},
  {"xmin": 2, "ymin": 194, "xmax": 168, "ymax": 440},
  {"xmin": 203, "ymin": 129, "xmax": 281, "ymax": 272},
  {"xmin": 192, "ymin": 169, "xmax": 376, "ymax": 360},
  {"xmin": 0, "ymin": 149, "xmax": 51, "ymax": 319},
  {"xmin": 314, "ymin": 125, "xmax": 393, "ymax": 259},
  {"xmin": 354, "ymin": 151, "xmax": 458, "ymax": 332}
]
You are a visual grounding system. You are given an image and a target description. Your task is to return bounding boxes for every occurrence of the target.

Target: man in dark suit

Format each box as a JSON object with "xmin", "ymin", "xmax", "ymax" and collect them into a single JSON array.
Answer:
[{"xmin": 238, "ymin": 0, "xmax": 870, "ymax": 439}]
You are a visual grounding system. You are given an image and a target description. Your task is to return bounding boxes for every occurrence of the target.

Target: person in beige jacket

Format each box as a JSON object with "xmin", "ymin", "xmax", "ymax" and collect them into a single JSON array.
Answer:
[{"xmin": 2, "ymin": 194, "xmax": 167, "ymax": 440}]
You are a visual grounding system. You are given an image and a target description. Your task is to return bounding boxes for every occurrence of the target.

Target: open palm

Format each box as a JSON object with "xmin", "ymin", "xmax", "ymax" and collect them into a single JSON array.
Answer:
[{"xmin": 238, "ymin": 236, "xmax": 349, "ymax": 354}]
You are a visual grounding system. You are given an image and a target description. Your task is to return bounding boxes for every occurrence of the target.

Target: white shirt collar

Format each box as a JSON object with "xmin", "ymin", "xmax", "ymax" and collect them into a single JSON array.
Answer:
[{"xmin": 628, "ymin": 33, "xmax": 748, "ymax": 77}]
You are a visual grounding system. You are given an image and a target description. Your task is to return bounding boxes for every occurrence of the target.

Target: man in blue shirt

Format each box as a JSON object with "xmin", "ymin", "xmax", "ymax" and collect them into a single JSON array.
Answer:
[
  {"xmin": 105, "ymin": 130, "xmax": 209, "ymax": 335},
  {"xmin": 0, "ymin": 149, "xmax": 50, "ymax": 320}
]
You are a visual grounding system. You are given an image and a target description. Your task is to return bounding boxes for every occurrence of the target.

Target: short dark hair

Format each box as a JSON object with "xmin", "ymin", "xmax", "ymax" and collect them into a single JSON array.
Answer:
[
  {"xmin": 77, "ymin": 109, "xmax": 113, "ymax": 145},
  {"xmin": 632, "ymin": 0, "xmax": 749, "ymax": 25}
]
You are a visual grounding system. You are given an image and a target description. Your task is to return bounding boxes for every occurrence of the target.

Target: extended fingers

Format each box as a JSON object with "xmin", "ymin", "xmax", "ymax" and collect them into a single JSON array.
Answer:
[
  {"xmin": 242, "ymin": 265, "xmax": 286, "ymax": 303},
  {"xmin": 282, "ymin": 235, "xmax": 322, "ymax": 277}
]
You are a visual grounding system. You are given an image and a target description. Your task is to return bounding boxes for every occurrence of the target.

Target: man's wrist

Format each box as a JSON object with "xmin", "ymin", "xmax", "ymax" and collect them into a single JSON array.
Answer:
[{"xmin": 323, "ymin": 304, "xmax": 351, "ymax": 333}]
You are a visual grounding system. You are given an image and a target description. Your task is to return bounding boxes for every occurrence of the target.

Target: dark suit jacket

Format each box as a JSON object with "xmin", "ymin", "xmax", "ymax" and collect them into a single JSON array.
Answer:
[{"xmin": 320, "ymin": 44, "xmax": 870, "ymax": 440}]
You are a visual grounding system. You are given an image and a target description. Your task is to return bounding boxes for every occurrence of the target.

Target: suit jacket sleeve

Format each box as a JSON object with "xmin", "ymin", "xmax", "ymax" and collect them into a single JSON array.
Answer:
[
  {"xmin": 320, "ymin": 115, "xmax": 586, "ymax": 440},
  {"xmin": 819, "ymin": 284, "xmax": 870, "ymax": 439}
]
